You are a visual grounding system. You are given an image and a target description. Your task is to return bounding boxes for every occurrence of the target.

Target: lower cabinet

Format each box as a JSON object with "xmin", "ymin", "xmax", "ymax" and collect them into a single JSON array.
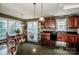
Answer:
[
  {"xmin": 57, "ymin": 34, "xmax": 79, "ymax": 49},
  {"xmin": 77, "ymin": 35, "xmax": 79, "ymax": 43},
  {"xmin": 68, "ymin": 34, "xmax": 79, "ymax": 43},
  {"xmin": 68, "ymin": 35, "xmax": 75, "ymax": 43},
  {"xmin": 57, "ymin": 33, "xmax": 79, "ymax": 43},
  {"xmin": 57, "ymin": 33, "xmax": 63, "ymax": 41},
  {"xmin": 41, "ymin": 32, "xmax": 79, "ymax": 48},
  {"xmin": 57, "ymin": 33, "xmax": 68, "ymax": 42},
  {"xmin": 41, "ymin": 32, "xmax": 56, "ymax": 47}
]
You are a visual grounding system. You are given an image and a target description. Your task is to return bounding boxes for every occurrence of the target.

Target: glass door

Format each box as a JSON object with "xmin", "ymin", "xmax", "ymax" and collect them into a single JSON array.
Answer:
[{"xmin": 27, "ymin": 21, "xmax": 38, "ymax": 43}]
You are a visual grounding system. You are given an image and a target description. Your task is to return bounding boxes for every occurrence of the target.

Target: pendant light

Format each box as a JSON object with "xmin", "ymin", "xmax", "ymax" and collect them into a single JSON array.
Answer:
[
  {"xmin": 33, "ymin": 3, "xmax": 36, "ymax": 18},
  {"xmin": 39, "ymin": 3, "xmax": 45, "ymax": 21}
]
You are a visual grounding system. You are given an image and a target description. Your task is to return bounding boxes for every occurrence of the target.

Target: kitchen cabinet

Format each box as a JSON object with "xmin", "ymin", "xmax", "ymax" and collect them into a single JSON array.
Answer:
[
  {"xmin": 57, "ymin": 34, "xmax": 65, "ymax": 42},
  {"xmin": 75, "ymin": 35, "xmax": 78, "ymax": 43},
  {"xmin": 67, "ymin": 34, "xmax": 79, "ymax": 48},
  {"xmin": 77, "ymin": 35, "xmax": 79, "ymax": 43},
  {"xmin": 68, "ymin": 16, "xmax": 79, "ymax": 28},
  {"xmin": 68, "ymin": 17, "xmax": 74, "ymax": 28},
  {"xmin": 57, "ymin": 33, "xmax": 68, "ymax": 42},
  {"xmin": 41, "ymin": 16, "xmax": 56, "ymax": 29},
  {"xmin": 74, "ymin": 16, "xmax": 79, "ymax": 28},
  {"xmin": 40, "ymin": 16, "xmax": 56, "ymax": 47},
  {"xmin": 62, "ymin": 34, "xmax": 68, "ymax": 42},
  {"xmin": 76, "ymin": 17, "xmax": 79, "ymax": 28},
  {"xmin": 74, "ymin": 17, "xmax": 78, "ymax": 28},
  {"xmin": 41, "ymin": 32, "xmax": 56, "ymax": 47},
  {"xmin": 57, "ymin": 33, "xmax": 78, "ymax": 43},
  {"xmin": 41, "ymin": 32, "xmax": 51, "ymax": 40},
  {"xmin": 68, "ymin": 34, "xmax": 75, "ymax": 43},
  {"xmin": 57, "ymin": 33, "xmax": 62, "ymax": 41}
]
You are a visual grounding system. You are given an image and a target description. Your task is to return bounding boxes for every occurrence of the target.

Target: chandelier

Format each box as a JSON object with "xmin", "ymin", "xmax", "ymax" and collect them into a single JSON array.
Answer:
[{"xmin": 39, "ymin": 3, "xmax": 45, "ymax": 21}]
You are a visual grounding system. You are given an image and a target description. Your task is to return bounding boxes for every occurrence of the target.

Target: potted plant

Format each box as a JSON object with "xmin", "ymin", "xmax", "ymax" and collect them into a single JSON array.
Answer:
[{"xmin": 15, "ymin": 29, "xmax": 20, "ymax": 35}]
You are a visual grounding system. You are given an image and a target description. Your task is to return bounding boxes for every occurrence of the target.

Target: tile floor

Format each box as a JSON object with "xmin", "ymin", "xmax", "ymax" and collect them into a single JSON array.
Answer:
[
  {"xmin": 16, "ymin": 43, "xmax": 78, "ymax": 55},
  {"xmin": 0, "ymin": 42, "xmax": 79, "ymax": 55}
]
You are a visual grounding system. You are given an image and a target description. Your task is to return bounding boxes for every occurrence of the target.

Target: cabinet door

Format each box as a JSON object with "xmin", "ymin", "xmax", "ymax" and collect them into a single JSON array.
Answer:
[
  {"xmin": 42, "ymin": 17, "xmax": 55, "ymax": 29},
  {"xmin": 77, "ymin": 17, "xmax": 79, "ymax": 28},
  {"xmin": 62, "ymin": 34, "xmax": 66, "ymax": 42},
  {"xmin": 68, "ymin": 35, "xmax": 75, "ymax": 43},
  {"xmin": 74, "ymin": 35, "xmax": 78, "ymax": 43},
  {"xmin": 64, "ymin": 34, "xmax": 68, "ymax": 42},
  {"xmin": 74, "ymin": 17, "xmax": 78, "ymax": 28},
  {"xmin": 44, "ymin": 32, "xmax": 51, "ymax": 40},
  {"xmin": 68, "ymin": 17, "xmax": 74, "ymax": 28},
  {"xmin": 57, "ymin": 34, "xmax": 62, "ymax": 41},
  {"xmin": 48, "ymin": 19, "xmax": 55, "ymax": 28},
  {"xmin": 77, "ymin": 35, "xmax": 79, "ymax": 43}
]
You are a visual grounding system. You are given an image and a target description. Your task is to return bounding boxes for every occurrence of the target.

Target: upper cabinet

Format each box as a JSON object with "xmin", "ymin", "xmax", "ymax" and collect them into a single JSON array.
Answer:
[
  {"xmin": 74, "ymin": 17, "xmax": 79, "ymax": 28},
  {"xmin": 68, "ymin": 17, "xmax": 74, "ymax": 28},
  {"xmin": 41, "ymin": 16, "xmax": 56, "ymax": 29},
  {"xmin": 68, "ymin": 16, "xmax": 79, "ymax": 28}
]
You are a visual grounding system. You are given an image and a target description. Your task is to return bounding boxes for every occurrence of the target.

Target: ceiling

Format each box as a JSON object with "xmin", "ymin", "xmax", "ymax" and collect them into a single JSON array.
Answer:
[{"xmin": 0, "ymin": 3, "xmax": 79, "ymax": 19}]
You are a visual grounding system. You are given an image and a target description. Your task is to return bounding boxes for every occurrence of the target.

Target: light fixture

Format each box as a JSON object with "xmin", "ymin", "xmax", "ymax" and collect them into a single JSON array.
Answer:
[
  {"xmin": 39, "ymin": 3, "xmax": 45, "ymax": 21},
  {"xmin": 33, "ymin": 3, "xmax": 36, "ymax": 18},
  {"xmin": 39, "ymin": 17, "xmax": 45, "ymax": 21}
]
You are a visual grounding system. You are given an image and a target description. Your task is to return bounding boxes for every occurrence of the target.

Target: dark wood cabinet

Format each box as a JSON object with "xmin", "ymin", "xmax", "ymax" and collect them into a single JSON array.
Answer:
[
  {"xmin": 57, "ymin": 33, "xmax": 79, "ymax": 43},
  {"xmin": 68, "ymin": 16, "xmax": 79, "ymax": 28},
  {"xmin": 41, "ymin": 16, "xmax": 56, "ymax": 29},
  {"xmin": 75, "ymin": 35, "xmax": 78, "ymax": 43},
  {"xmin": 68, "ymin": 35, "xmax": 75, "ymax": 43},
  {"xmin": 57, "ymin": 33, "xmax": 68, "ymax": 42},
  {"xmin": 62, "ymin": 34, "xmax": 68, "ymax": 42},
  {"xmin": 76, "ymin": 17, "xmax": 79, "ymax": 28},
  {"xmin": 57, "ymin": 33, "xmax": 63, "ymax": 41},
  {"xmin": 68, "ymin": 17, "xmax": 74, "ymax": 28},
  {"xmin": 41, "ymin": 32, "xmax": 51, "ymax": 40},
  {"xmin": 41, "ymin": 32, "xmax": 56, "ymax": 47},
  {"xmin": 76, "ymin": 35, "xmax": 79, "ymax": 43},
  {"xmin": 67, "ymin": 34, "xmax": 79, "ymax": 48},
  {"xmin": 74, "ymin": 17, "xmax": 78, "ymax": 28}
]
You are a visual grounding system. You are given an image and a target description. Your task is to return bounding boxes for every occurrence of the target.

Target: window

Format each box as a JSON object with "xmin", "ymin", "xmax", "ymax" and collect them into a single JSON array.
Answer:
[
  {"xmin": 0, "ymin": 17, "xmax": 22, "ymax": 40},
  {"xmin": 0, "ymin": 18, "xmax": 7, "ymax": 40},
  {"xmin": 15, "ymin": 21, "xmax": 22, "ymax": 33},
  {"xmin": 27, "ymin": 21, "xmax": 38, "ymax": 42},
  {"xmin": 8, "ymin": 20, "xmax": 22, "ymax": 35},
  {"xmin": 56, "ymin": 19, "xmax": 67, "ymax": 31}
]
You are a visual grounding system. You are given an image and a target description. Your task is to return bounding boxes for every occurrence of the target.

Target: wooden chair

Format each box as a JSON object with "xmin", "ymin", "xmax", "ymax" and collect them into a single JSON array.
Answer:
[{"xmin": 7, "ymin": 36, "xmax": 16, "ymax": 55}]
